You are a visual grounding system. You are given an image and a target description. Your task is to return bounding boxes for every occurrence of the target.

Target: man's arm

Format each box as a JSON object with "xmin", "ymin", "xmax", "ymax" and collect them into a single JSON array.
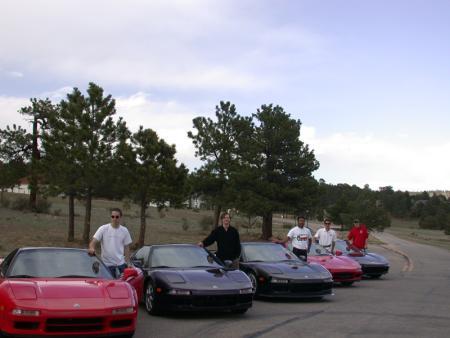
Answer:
[
  {"xmin": 198, "ymin": 228, "xmax": 217, "ymax": 248},
  {"xmin": 124, "ymin": 245, "xmax": 131, "ymax": 266},
  {"xmin": 88, "ymin": 238, "xmax": 98, "ymax": 256}
]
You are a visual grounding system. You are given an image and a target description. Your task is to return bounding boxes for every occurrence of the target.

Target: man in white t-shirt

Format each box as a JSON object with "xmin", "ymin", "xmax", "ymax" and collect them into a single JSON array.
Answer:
[
  {"xmin": 88, "ymin": 208, "xmax": 133, "ymax": 278},
  {"xmin": 273, "ymin": 216, "xmax": 312, "ymax": 261},
  {"xmin": 314, "ymin": 218, "xmax": 337, "ymax": 254}
]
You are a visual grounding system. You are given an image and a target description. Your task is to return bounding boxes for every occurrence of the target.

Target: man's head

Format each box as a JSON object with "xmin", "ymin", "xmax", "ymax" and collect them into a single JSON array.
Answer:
[
  {"xmin": 353, "ymin": 219, "xmax": 360, "ymax": 227},
  {"xmin": 110, "ymin": 208, "xmax": 122, "ymax": 228},
  {"xmin": 297, "ymin": 216, "xmax": 306, "ymax": 228},
  {"xmin": 221, "ymin": 212, "xmax": 231, "ymax": 229},
  {"xmin": 323, "ymin": 218, "xmax": 331, "ymax": 230}
]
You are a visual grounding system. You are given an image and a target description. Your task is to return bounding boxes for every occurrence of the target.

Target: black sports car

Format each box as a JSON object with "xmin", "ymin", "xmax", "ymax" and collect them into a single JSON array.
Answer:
[
  {"xmin": 239, "ymin": 242, "xmax": 333, "ymax": 298},
  {"xmin": 131, "ymin": 244, "xmax": 253, "ymax": 315},
  {"xmin": 334, "ymin": 239, "xmax": 390, "ymax": 278}
]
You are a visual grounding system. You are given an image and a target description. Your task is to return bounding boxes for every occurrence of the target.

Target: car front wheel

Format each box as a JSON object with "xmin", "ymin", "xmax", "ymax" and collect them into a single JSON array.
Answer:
[{"xmin": 145, "ymin": 281, "xmax": 161, "ymax": 315}]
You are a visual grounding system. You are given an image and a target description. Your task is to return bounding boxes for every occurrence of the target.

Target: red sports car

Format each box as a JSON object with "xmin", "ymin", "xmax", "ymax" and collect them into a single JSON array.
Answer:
[
  {"xmin": 307, "ymin": 243, "xmax": 363, "ymax": 286},
  {"xmin": 0, "ymin": 247, "xmax": 143, "ymax": 338}
]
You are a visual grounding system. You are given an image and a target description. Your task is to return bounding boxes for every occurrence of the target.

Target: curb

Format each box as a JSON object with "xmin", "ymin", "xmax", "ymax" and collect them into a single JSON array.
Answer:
[{"xmin": 373, "ymin": 233, "xmax": 414, "ymax": 272}]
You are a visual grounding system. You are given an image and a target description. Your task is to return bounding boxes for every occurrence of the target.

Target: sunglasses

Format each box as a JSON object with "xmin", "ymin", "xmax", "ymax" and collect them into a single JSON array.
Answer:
[
  {"xmin": 324, "ymin": 222, "xmax": 331, "ymax": 225},
  {"xmin": 111, "ymin": 215, "xmax": 120, "ymax": 219}
]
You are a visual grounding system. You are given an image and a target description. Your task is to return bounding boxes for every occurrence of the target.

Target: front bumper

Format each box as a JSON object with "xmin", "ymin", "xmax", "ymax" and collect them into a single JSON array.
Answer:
[{"xmin": 0, "ymin": 307, "xmax": 137, "ymax": 337}]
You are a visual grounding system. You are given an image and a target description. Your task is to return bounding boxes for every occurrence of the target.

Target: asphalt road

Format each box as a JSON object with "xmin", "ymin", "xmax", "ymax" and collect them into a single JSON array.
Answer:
[{"xmin": 134, "ymin": 234, "xmax": 450, "ymax": 338}]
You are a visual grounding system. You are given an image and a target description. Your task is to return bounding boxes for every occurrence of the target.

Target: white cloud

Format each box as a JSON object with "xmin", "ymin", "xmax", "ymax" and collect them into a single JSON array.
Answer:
[
  {"xmin": 0, "ymin": 96, "xmax": 30, "ymax": 129},
  {"xmin": 304, "ymin": 129, "xmax": 450, "ymax": 191},
  {"xmin": 116, "ymin": 92, "xmax": 201, "ymax": 168}
]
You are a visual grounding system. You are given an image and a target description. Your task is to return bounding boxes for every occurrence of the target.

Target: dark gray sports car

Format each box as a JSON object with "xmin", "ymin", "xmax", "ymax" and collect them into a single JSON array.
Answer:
[
  {"xmin": 334, "ymin": 239, "xmax": 390, "ymax": 278},
  {"xmin": 131, "ymin": 244, "xmax": 253, "ymax": 315},
  {"xmin": 239, "ymin": 242, "xmax": 333, "ymax": 299}
]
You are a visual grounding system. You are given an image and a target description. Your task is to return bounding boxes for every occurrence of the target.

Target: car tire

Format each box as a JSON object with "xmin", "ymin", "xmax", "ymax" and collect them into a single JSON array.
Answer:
[
  {"xmin": 341, "ymin": 281, "xmax": 354, "ymax": 286},
  {"xmin": 370, "ymin": 274, "xmax": 382, "ymax": 279},
  {"xmin": 248, "ymin": 272, "xmax": 258, "ymax": 293},
  {"xmin": 145, "ymin": 281, "xmax": 161, "ymax": 315}
]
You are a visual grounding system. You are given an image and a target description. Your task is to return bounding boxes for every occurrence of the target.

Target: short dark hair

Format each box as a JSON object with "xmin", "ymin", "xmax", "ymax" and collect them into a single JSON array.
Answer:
[
  {"xmin": 323, "ymin": 218, "xmax": 331, "ymax": 223},
  {"xmin": 297, "ymin": 215, "xmax": 306, "ymax": 221},
  {"xmin": 111, "ymin": 208, "xmax": 123, "ymax": 217},
  {"xmin": 220, "ymin": 212, "xmax": 230, "ymax": 220}
]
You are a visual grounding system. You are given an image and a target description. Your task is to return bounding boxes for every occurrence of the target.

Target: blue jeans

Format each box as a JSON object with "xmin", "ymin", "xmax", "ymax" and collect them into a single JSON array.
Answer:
[{"xmin": 107, "ymin": 263, "xmax": 127, "ymax": 278}]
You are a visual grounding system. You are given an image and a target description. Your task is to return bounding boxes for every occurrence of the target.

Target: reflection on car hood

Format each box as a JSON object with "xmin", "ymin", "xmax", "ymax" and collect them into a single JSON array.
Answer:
[
  {"xmin": 348, "ymin": 252, "xmax": 389, "ymax": 265},
  {"xmin": 159, "ymin": 269, "xmax": 251, "ymax": 289},
  {"xmin": 8, "ymin": 279, "xmax": 133, "ymax": 310},
  {"xmin": 251, "ymin": 262, "xmax": 328, "ymax": 279},
  {"xmin": 308, "ymin": 255, "xmax": 361, "ymax": 270}
]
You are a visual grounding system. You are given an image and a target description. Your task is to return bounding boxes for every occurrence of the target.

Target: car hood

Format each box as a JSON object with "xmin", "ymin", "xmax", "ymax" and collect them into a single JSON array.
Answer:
[
  {"xmin": 158, "ymin": 268, "xmax": 252, "ymax": 290},
  {"xmin": 308, "ymin": 255, "xmax": 361, "ymax": 271},
  {"xmin": 251, "ymin": 262, "xmax": 328, "ymax": 279},
  {"xmin": 8, "ymin": 279, "xmax": 133, "ymax": 310},
  {"xmin": 348, "ymin": 252, "xmax": 389, "ymax": 266}
]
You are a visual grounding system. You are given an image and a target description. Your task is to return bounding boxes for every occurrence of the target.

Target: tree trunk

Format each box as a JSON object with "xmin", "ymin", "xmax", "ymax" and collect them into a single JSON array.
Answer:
[
  {"xmin": 29, "ymin": 117, "xmax": 39, "ymax": 212},
  {"xmin": 67, "ymin": 193, "xmax": 75, "ymax": 242},
  {"xmin": 138, "ymin": 198, "xmax": 147, "ymax": 248},
  {"xmin": 82, "ymin": 189, "xmax": 92, "ymax": 244},
  {"xmin": 261, "ymin": 211, "xmax": 273, "ymax": 240},
  {"xmin": 0, "ymin": 189, "xmax": 4, "ymax": 205},
  {"xmin": 213, "ymin": 204, "xmax": 222, "ymax": 228}
]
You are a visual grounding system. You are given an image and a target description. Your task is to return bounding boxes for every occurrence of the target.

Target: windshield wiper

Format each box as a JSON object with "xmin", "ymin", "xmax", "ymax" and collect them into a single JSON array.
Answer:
[
  {"xmin": 152, "ymin": 265, "xmax": 172, "ymax": 269},
  {"xmin": 56, "ymin": 275, "xmax": 94, "ymax": 278},
  {"xmin": 9, "ymin": 274, "xmax": 35, "ymax": 278},
  {"xmin": 247, "ymin": 260, "xmax": 265, "ymax": 262},
  {"xmin": 190, "ymin": 265, "xmax": 216, "ymax": 268}
]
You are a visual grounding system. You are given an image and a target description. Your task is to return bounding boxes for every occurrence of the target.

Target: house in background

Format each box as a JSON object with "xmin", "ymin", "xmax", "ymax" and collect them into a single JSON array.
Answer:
[{"xmin": 7, "ymin": 177, "xmax": 31, "ymax": 194}]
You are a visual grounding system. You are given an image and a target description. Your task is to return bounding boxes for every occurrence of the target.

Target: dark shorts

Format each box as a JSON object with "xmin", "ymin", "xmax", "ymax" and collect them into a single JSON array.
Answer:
[
  {"xmin": 107, "ymin": 263, "xmax": 127, "ymax": 278},
  {"xmin": 293, "ymin": 247, "xmax": 308, "ymax": 261}
]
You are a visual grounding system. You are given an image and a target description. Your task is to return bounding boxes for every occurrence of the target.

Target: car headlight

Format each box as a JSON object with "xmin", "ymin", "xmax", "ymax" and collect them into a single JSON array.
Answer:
[
  {"xmin": 168, "ymin": 289, "xmax": 191, "ymax": 296},
  {"xmin": 271, "ymin": 278, "xmax": 289, "ymax": 284},
  {"xmin": 239, "ymin": 288, "xmax": 253, "ymax": 294},
  {"xmin": 12, "ymin": 309, "xmax": 40, "ymax": 316},
  {"xmin": 112, "ymin": 307, "xmax": 135, "ymax": 315}
]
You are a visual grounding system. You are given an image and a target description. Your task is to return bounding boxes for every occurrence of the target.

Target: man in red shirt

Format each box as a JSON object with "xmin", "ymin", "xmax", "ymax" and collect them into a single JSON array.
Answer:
[{"xmin": 347, "ymin": 219, "xmax": 368, "ymax": 250}]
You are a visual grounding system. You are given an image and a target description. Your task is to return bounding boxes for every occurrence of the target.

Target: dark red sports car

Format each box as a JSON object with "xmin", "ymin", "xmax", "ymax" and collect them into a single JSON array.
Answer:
[
  {"xmin": 0, "ymin": 247, "xmax": 144, "ymax": 338},
  {"xmin": 307, "ymin": 243, "xmax": 363, "ymax": 286}
]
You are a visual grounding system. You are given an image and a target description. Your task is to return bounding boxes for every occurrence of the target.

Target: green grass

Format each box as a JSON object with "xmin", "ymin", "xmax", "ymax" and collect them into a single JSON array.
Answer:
[{"xmin": 386, "ymin": 217, "xmax": 450, "ymax": 251}]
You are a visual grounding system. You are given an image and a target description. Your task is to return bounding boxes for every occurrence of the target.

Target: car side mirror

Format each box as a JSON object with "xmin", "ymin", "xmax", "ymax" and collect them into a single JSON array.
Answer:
[
  {"xmin": 122, "ymin": 268, "xmax": 138, "ymax": 281},
  {"xmin": 223, "ymin": 260, "xmax": 233, "ymax": 268},
  {"xmin": 131, "ymin": 258, "xmax": 143, "ymax": 268},
  {"xmin": 335, "ymin": 250, "xmax": 342, "ymax": 256}
]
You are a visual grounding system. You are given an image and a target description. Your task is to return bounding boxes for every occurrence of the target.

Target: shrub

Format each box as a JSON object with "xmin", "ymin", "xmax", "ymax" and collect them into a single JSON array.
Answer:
[
  {"xmin": 199, "ymin": 215, "xmax": 214, "ymax": 231},
  {"xmin": 181, "ymin": 217, "xmax": 189, "ymax": 231},
  {"xmin": 11, "ymin": 197, "xmax": 29, "ymax": 211},
  {"xmin": 36, "ymin": 199, "xmax": 52, "ymax": 214},
  {"xmin": 1, "ymin": 197, "xmax": 10, "ymax": 208}
]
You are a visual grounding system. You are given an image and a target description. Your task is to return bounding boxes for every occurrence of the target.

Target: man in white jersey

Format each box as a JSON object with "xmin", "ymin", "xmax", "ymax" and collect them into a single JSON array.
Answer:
[
  {"xmin": 314, "ymin": 218, "xmax": 337, "ymax": 254},
  {"xmin": 88, "ymin": 208, "xmax": 132, "ymax": 277},
  {"xmin": 273, "ymin": 216, "xmax": 312, "ymax": 261}
]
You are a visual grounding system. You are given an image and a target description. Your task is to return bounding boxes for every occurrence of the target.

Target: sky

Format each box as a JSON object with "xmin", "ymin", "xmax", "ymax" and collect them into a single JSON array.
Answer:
[{"xmin": 1, "ymin": 0, "xmax": 449, "ymax": 192}]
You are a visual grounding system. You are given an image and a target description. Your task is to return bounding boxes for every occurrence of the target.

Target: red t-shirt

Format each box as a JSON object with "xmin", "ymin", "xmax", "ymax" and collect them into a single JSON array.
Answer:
[{"xmin": 347, "ymin": 225, "xmax": 368, "ymax": 249}]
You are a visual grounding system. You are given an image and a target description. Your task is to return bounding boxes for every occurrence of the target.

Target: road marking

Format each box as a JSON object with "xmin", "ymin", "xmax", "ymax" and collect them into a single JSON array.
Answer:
[{"xmin": 380, "ymin": 244, "xmax": 414, "ymax": 272}]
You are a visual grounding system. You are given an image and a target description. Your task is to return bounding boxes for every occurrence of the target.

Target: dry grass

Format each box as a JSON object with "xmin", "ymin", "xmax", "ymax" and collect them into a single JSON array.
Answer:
[
  {"xmin": 384, "ymin": 218, "xmax": 450, "ymax": 251},
  {"xmin": 0, "ymin": 193, "xmax": 266, "ymax": 256}
]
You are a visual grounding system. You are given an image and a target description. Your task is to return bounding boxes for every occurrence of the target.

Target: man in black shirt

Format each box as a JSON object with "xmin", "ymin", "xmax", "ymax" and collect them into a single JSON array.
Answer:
[{"xmin": 198, "ymin": 212, "xmax": 241, "ymax": 269}]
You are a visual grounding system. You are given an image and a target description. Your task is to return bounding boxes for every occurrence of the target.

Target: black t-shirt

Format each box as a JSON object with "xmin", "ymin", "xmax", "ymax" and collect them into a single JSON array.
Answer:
[{"xmin": 202, "ymin": 225, "xmax": 241, "ymax": 261}]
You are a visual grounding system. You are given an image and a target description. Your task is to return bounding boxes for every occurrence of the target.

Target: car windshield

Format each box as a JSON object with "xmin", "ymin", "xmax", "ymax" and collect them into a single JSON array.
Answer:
[
  {"xmin": 335, "ymin": 240, "xmax": 361, "ymax": 254},
  {"xmin": 309, "ymin": 243, "xmax": 332, "ymax": 256},
  {"xmin": 7, "ymin": 249, "xmax": 113, "ymax": 279},
  {"xmin": 150, "ymin": 246, "xmax": 222, "ymax": 268},
  {"xmin": 242, "ymin": 243, "xmax": 299, "ymax": 262}
]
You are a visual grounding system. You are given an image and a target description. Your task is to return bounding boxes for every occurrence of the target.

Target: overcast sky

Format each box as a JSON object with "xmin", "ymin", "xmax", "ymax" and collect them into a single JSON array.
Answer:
[{"xmin": 1, "ymin": 0, "xmax": 449, "ymax": 192}]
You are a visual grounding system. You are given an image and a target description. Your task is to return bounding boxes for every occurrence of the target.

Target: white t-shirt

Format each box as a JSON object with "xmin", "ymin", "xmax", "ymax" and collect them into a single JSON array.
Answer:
[
  {"xmin": 287, "ymin": 226, "xmax": 312, "ymax": 250},
  {"xmin": 314, "ymin": 228, "xmax": 337, "ymax": 247},
  {"xmin": 93, "ymin": 224, "xmax": 132, "ymax": 266}
]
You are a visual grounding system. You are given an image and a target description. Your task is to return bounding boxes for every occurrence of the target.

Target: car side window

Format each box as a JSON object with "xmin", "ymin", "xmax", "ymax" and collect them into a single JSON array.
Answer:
[
  {"xmin": 1, "ymin": 249, "xmax": 18, "ymax": 277},
  {"xmin": 133, "ymin": 246, "xmax": 151, "ymax": 267}
]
